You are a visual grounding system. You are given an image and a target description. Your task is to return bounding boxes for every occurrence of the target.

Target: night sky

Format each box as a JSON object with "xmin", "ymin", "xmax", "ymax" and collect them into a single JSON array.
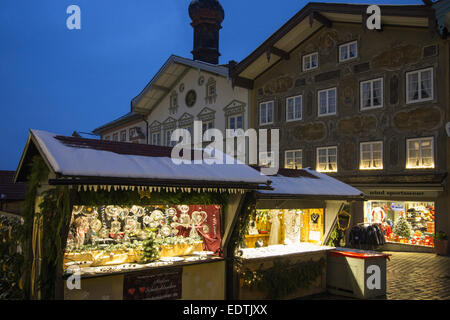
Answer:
[{"xmin": 0, "ymin": 0, "xmax": 422, "ymax": 170}]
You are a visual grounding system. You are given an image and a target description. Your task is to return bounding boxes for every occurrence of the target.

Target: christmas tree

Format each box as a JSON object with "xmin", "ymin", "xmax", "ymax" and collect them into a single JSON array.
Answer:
[
  {"xmin": 142, "ymin": 231, "xmax": 160, "ymax": 263},
  {"xmin": 393, "ymin": 215, "xmax": 412, "ymax": 239}
]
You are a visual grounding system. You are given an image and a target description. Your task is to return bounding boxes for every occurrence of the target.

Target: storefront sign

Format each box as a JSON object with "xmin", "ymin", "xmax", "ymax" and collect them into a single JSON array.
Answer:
[
  {"xmin": 359, "ymin": 187, "xmax": 442, "ymax": 199},
  {"xmin": 123, "ymin": 267, "xmax": 182, "ymax": 300}
]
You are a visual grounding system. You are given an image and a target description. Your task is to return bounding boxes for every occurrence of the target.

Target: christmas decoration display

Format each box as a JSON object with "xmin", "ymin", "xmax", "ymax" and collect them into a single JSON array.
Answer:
[
  {"xmin": 142, "ymin": 232, "xmax": 160, "ymax": 263},
  {"xmin": 393, "ymin": 215, "xmax": 412, "ymax": 239}
]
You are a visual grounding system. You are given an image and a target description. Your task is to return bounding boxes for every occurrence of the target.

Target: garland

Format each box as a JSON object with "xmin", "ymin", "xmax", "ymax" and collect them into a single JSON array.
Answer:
[
  {"xmin": 238, "ymin": 257, "xmax": 326, "ymax": 299},
  {"xmin": 0, "ymin": 215, "xmax": 25, "ymax": 299}
]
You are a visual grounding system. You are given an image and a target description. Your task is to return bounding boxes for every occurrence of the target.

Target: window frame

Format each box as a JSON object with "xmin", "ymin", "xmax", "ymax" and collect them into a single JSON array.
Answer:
[
  {"xmin": 165, "ymin": 129, "xmax": 175, "ymax": 147},
  {"xmin": 259, "ymin": 101, "xmax": 274, "ymax": 126},
  {"xmin": 406, "ymin": 137, "xmax": 435, "ymax": 169},
  {"xmin": 360, "ymin": 77, "xmax": 384, "ymax": 111},
  {"xmin": 317, "ymin": 87, "xmax": 337, "ymax": 117},
  {"xmin": 112, "ymin": 133, "xmax": 119, "ymax": 142},
  {"xmin": 285, "ymin": 149, "xmax": 303, "ymax": 169},
  {"xmin": 316, "ymin": 146, "xmax": 338, "ymax": 173},
  {"xmin": 286, "ymin": 95, "xmax": 303, "ymax": 122},
  {"xmin": 406, "ymin": 67, "xmax": 434, "ymax": 104},
  {"xmin": 359, "ymin": 141, "xmax": 384, "ymax": 171},
  {"xmin": 339, "ymin": 40, "xmax": 358, "ymax": 62},
  {"xmin": 302, "ymin": 52, "xmax": 319, "ymax": 72},
  {"xmin": 151, "ymin": 132, "xmax": 161, "ymax": 146}
]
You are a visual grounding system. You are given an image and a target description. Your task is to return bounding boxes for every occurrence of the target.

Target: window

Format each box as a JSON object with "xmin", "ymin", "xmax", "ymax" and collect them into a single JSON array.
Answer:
[
  {"xmin": 202, "ymin": 121, "xmax": 214, "ymax": 141},
  {"xmin": 228, "ymin": 115, "xmax": 243, "ymax": 130},
  {"xmin": 104, "ymin": 136, "xmax": 110, "ymax": 141},
  {"xmin": 339, "ymin": 41, "xmax": 358, "ymax": 62},
  {"xmin": 360, "ymin": 78, "xmax": 383, "ymax": 110},
  {"xmin": 316, "ymin": 146, "xmax": 337, "ymax": 173},
  {"xmin": 406, "ymin": 137, "xmax": 434, "ymax": 169},
  {"xmin": 151, "ymin": 132, "xmax": 161, "ymax": 146},
  {"xmin": 120, "ymin": 130, "xmax": 127, "ymax": 142},
  {"xmin": 207, "ymin": 83, "xmax": 216, "ymax": 97},
  {"xmin": 318, "ymin": 88, "xmax": 337, "ymax": 116},
  {"xmin": 259, "ymin": 152, "xmax": 273, "ymax": 167},
  {"xmin": 166, "ymin": 129, "xmax": 175, "ymax": 147},
  {"xmin": 360, "ymin": 141, "xmax": 383, "ymax": 170},
  {"xmin": 406, "ymin": 68, "xmax": 433, "ymax": 103},
  {"xmin": 112, "ymin": 133, "xmax": 119, "ymax": 142},
  {"xmin": 259, "ymin": 101, "xmax": 274, "ymax": 125},
  {"xmin": 286, "ymin": 95, "xmax": 302, "ymax": 121},
  {"xmin": 303, "ymin": 52, "xmax": 318, "ymax": 71},
  {"xmin": 285, "ymin": 150, "xmax": 302, "ymax": 169}
]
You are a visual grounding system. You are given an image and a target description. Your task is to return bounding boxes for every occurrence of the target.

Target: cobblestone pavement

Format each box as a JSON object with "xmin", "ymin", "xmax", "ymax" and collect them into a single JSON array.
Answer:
[{"xmin": 384, "ymin": 251, "xmax": 450, "ymax": 300}]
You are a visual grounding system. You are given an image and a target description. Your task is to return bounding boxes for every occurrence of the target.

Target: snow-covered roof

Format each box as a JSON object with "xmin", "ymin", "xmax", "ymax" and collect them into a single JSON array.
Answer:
[
  {"xmin": 16, "ymin": 130, "xmax": 271, "ymax": 188},
  {"xmin": 257, "ymin": 168, "xmax": 364, "ymax": 199}
]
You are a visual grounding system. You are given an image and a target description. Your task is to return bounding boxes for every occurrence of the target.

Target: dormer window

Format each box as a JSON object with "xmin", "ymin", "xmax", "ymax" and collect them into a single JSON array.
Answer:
[
  {"xmin": 205, "ymin": 78, "xmax": 217, "ymax": 104},
  {"xmin": 169, "ymin": 91, "xmax": 178, "ymax": 114}
]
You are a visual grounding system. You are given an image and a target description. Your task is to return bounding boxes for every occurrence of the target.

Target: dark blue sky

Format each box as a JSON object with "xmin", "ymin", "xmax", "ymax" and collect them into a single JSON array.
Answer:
[{"xmin": 0, "ymin": 0, "xmax": 422, "ymax": 170}]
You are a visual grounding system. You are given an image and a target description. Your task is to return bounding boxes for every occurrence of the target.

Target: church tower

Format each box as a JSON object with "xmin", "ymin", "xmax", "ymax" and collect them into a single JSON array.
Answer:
[{"xmin": 188, "ymin": 0, "xmax": 224, "ymax": 65}]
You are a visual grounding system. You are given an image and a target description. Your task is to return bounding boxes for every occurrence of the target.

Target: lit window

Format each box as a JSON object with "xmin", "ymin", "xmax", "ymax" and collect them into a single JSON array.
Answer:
[
  {"xmin": 339, "ymin": 41, "xmax": 358, "ymax": 62},
  {"xmin": 318, "ymin": 88, "xmax": 337, "ymax": 116},
  {"xmin": 361, "ymin": 78, "xmax": 383, "ymax": 110},
  {"xmin": 286, "ymin": 95, "xmax": 302, "ymax": 121},
  {"xmin": 285, "ymin": 150, "xmax": 302, "ymax": 169},
  {"xmin": 303, "ymin": 52, "xmax": 318, "ymax": 71},
  {"xmin": 260, "ymin": 101, "xmax": 274, "ymax": 125},
  {"xmin": 316, "ymin": 146, "xmax": 337, "ymax": 173},
  {"xmin": 360, "ymin": 141, "xmax": 383, "ymax": 170},
  {"xmin": 259, "ymin": 152, "xmax": 273, "ymax": 167},
  {"xmin": 406, "ymin": 68, "xmax": 433, "ymax": 103},
  {"xmin": 406, "ymin": 137, "xmax": 434, "ymax": 169},
  {"xmin": 112, "ymin": 133, "xmax": 119, "ymax": 142},
  {"xmin": 151, "ymin": 132, "xmax": 161, "ymax": 146}
]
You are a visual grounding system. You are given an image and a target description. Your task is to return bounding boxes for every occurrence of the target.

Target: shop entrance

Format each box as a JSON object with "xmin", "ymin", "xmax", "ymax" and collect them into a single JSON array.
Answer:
[{"xmin": 244, "ymin": 209, "xmax": 324, "ymax": 248}]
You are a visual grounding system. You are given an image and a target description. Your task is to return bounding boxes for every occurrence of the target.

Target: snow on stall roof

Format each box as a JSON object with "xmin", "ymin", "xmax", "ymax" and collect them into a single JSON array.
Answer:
[
  {"xmin": 31, "ymin": 130, "xmax": 270, "ymax": 185},
  {"xmin": 259, "ymin": 168, "xmax": 363, "ymax": 197}
]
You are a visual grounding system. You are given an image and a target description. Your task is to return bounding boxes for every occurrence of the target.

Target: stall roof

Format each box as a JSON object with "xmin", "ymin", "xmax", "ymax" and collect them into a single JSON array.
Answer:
[
  {"xmin": 256, "ymin": 168, "xmax": 364, "ymax": 200},
  {"xmin": 0, "ymin": 171, "xmax": 26, "ymax": 200},
  {"xmin": 15, "ymin": 130, "xmax": 271, "ymax": 190}
]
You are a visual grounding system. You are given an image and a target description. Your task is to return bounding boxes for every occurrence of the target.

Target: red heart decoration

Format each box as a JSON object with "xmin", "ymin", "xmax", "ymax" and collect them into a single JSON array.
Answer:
[
  {"xmin": 128, "ymin": 288, "xmax": 136, "ymax": 295},
  {"xmin": 139, "ymin": 287, "xmax": 146, "ymax": 294}
]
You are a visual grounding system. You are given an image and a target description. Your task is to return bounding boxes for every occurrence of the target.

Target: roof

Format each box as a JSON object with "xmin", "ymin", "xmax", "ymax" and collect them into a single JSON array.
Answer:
[
  {"xmin": 0, "ymin": 171, "xmax": 26, "ymax": 200},
  {"xmin": 93, "ymin": 112, "xmax": 145, "ymax": 135},
  {"xmin": 433, "ymin": 0, "xmax": 450, "ymax": 36},
  {"xmin": 131, "ymin": 55, "xmax": 229, "ymax": 115},
  {"xmin": 15, "ymin": 130, "xmax": 272, "ymax": 190},
  {"xmin": 256, "ymin": 167, "xmax": 364, "ymax": 200},
  {"xmin": 231, "ymin": 2, "xmax": 435, "ymax": 82}
]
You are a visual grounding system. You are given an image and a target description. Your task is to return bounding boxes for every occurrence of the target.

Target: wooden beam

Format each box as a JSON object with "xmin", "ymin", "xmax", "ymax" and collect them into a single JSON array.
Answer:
[
  {"xmin": 267, "ymin": 46, "xmax": 290, "ymax": 61},
  {"xmin": 309, "ymin": 11, "xmax": 332, "ymax": 28}
]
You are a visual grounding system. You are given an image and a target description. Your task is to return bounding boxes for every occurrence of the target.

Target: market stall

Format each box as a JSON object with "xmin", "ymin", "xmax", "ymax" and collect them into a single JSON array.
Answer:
[
  {"xmin": 228, "ymin": 168, "xmax": 365, "ymax": 299},
  {"xmin": 14, "ymin": 130, "xmax": 271, "ymax": 300}
]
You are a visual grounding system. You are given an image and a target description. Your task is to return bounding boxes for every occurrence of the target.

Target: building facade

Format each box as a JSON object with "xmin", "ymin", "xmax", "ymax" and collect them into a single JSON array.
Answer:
[{"xmin": 231, "ymin": 2, "xmax": 449, "ymax": 250}]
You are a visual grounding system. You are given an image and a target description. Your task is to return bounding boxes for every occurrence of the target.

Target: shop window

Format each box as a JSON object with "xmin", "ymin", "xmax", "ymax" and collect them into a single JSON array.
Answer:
[
  {"xmin": 406, "ymin": 137, "xmax": 435, "ymax": 169},
  {"xmin": 285, "ymin": 150, "xmax": 302, "ymax": 169},
  {"xmin": 364, "ymin": 201, "xmax": 435, "ymax": 247},
  {"xmin": 240, "ymin": 209, "xmax": 324, "ymax": 258},
  {"xmin": 286, "ymin": 95, "xmax": 302, "ymax": 121},
  {"xmin": 360, "ymin": 141, "xmax": 383, "ymax": 170},
  {"xmin": 317, "ymin": 88, "xmax": 336, "ymax": 116},
  {"xmin": 360, "ymin": 78, "xmax": 383, "ymax": 110},
  {"xmin": 406, "ymin": 67, "xmax": 433, "ymax": 104},
  {"xmin": 259, "ymin": 101, "xmax": 274, "ymax": 125},
  {"xmin": 120, "ymin": 130, "xmax": 127, "ymax": 142},
  {"xmin": 339, "ymin": 41, "xmax": 358, "ymax": 62},
  {"xmin": 316, "ymin": 146, "xmax": 337, "ymax": 173},
  {"xmin": 64, "ymin": 205, "xmax": 223, "ymax": 276},
  {"xmin": 302, "ymin": 52, "xmax": 318, "ymax": 71},
  {"xmin": 151, "ymin": 132, "xmax": 161, "ymax": 146},
  {"xmin": 112, "ymin": 133, "xmax": 119, "ymax": 142}
]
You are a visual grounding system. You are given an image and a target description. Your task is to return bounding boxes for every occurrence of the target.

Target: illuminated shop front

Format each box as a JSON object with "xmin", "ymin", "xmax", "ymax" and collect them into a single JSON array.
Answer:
[{"xmin": 364, "ymin": 200, "xmax": 435, "ymax": 247}]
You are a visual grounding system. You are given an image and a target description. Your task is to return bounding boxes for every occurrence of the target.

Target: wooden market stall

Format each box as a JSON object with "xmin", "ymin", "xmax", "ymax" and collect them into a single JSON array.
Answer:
[
  {"xmin": 227, "ymin": 168, "xmax": 365, "ymax": 300},
  {"xmin": 14, "ymin": 129, "xmax": 271, "ymax": 300}
]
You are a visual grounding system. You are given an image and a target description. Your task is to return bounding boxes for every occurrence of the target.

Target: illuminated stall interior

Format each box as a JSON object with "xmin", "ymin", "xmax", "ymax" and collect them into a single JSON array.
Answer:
[{"xmin": 364, "ymin": 201, "xmax": 435, "ymax": 247}]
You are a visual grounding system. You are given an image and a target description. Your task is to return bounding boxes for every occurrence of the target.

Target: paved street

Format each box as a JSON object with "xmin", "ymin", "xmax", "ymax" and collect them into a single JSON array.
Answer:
[{"xmin": 385, "ymin": 251, "xmax": 450, "ymax": 300}]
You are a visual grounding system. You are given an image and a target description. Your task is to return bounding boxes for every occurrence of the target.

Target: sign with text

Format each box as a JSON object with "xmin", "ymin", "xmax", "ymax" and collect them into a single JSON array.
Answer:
[{"xmin": 123, "ymin": 268, "xmax": 182, "ymax": 300}]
